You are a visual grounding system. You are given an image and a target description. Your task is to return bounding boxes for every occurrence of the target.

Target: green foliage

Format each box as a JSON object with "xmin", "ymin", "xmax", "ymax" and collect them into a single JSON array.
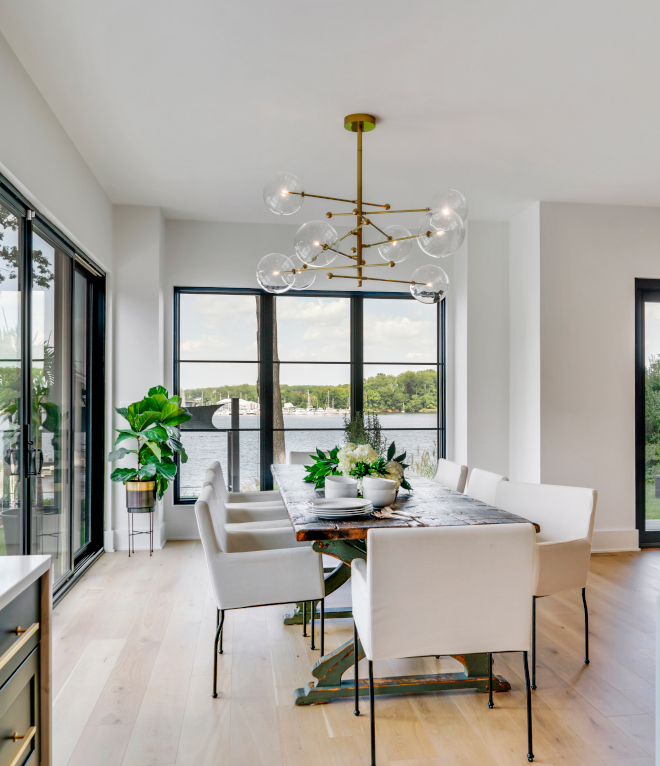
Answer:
[
  {"xmin": 646, "ymin": 356, "xmax": 660, "ymax": 481},
  {"xmin": 343, "ymin": 411, "xmax": 385, "ymax": 456},
  {"xmin": 108, "ymin": 386, "xmax": 191, "ymax": 498},
  {"xmin": 182, "ymin": 369, "xmax": 437, "ymax": 413},
  {"xmin": 302, "ymin": 447, "xmax": 341, "ymax": 489}
]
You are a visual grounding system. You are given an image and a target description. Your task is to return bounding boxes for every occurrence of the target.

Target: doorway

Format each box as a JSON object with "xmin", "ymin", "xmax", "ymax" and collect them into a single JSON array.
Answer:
[{"xmin": 0, "ymin": 182, "xmax": 105, "ymax": 590}]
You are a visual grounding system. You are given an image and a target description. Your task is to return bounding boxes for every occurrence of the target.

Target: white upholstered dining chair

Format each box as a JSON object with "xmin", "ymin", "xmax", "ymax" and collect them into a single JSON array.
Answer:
[
  {"xmin": 464, "ymin": 468, "xmax": 508, "ymax": 506},
  {"xmin": 433, "ymin": 458, "xmax": 468, "ymax": 493},
  {"xmin": 203, "ymin": 461, "xmax": 289, "ymax": 524},
  {"xmin": 352, "ymin": 523, "xmax": 537, "ymax": 765},
  {"xmin": 195, "ymin": 485, "xmax": 326, "ymax": 697},
  {"xmin": 288, "ymin": 451, "xmax": 316, "ymax": 465},
  {"xmin": 494, "ymin": 481, "xmax": 597, "ymax": 689}
]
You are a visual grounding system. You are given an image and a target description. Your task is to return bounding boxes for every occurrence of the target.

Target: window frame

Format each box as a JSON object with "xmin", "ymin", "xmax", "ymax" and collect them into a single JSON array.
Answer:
[{"xmin": 173, "ymin": 286, "xmax": 445, "ymax": 503}]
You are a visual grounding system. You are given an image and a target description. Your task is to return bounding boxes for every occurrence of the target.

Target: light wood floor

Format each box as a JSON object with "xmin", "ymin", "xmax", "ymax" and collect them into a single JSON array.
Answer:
[{"xmin": 52, "ymin": 542, "xmax": 656, "ymax": 766}]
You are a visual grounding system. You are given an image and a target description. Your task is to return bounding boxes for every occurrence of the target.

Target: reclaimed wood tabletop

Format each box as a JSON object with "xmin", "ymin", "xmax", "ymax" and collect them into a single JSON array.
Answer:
[{"xmin": 272, "ymin": 464, "xmax": 540, "ymax": 541}]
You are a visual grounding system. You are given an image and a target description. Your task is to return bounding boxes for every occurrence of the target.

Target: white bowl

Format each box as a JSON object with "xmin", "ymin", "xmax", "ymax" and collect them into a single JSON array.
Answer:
[
  {"xmin": 324, "ymin": 475, "xmax": 358, "ymax": 498},
  {"xmin": 363, "ymin": 476, "xmax": 397, "ymax": 491},
  {"xmin": 362, "ymin": 485, "xmax": 397, "ymax": 509}
]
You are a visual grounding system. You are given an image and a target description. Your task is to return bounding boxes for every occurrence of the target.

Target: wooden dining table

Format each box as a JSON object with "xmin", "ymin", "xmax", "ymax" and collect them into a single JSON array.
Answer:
[{"xmin": 272, "ymin": 464, "xmax": 540, "ymax": 707}]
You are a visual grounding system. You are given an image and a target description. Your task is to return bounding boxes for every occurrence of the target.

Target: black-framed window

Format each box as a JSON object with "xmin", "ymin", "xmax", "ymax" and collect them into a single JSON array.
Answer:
[
  {"xmin": 174, "ymin": 287, "xmax": 445, "ymax": 503},
  {"xmin": 635, "ymin": 279, "xmax": 660, "ymax": 547}
]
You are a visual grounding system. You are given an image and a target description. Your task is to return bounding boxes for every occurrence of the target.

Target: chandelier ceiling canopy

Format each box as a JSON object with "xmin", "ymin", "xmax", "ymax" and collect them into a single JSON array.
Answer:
[{"xmin": 256, "ymin": 114, "xmax": 468, "ymax": 304}]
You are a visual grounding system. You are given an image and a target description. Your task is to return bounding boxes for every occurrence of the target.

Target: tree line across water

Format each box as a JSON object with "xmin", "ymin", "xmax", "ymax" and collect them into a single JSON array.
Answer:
[{"xmin": 184, "ymin": 367, "xmax": 438, "ymax": 413}]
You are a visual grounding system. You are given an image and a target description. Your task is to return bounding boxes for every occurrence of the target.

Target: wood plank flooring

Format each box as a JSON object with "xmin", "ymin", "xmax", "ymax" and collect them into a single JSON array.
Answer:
[{"xmin": 53, "ymin": 543, "xmax": 657, "ymax": 765}]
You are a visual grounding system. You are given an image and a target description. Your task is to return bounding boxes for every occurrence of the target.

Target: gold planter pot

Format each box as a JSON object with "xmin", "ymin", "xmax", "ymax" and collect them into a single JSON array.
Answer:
[{"xmin": 126, "ymin": 480, "xmax": 156, "ymax": 510}]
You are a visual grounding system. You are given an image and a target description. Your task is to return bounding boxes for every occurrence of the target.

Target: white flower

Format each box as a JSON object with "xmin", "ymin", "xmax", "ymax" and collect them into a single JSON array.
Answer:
[
  {"xmin": 383, "ymin": 460, "xmax": 404, "ymax": 489},
  {"xmin": 353, "ymin": 444, "xmax": 378, "ymax": 464}
]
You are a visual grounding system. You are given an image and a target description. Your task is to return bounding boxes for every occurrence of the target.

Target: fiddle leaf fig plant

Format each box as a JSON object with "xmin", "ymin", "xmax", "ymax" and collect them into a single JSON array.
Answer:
[{"xmin": 109, "ymin": 386, "xmax": 191, "ymax": 499}]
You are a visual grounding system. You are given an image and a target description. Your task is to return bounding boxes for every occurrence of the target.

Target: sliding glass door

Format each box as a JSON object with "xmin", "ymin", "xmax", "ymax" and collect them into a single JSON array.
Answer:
[{"xmin": 0, "ymin": 178, "xmax": 105, "ymax": 591}]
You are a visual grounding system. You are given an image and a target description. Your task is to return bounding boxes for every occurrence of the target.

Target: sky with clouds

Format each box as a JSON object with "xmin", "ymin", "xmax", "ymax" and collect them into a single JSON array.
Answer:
[{"xmin": 178, "ymin": 293, "xmax": 437, "ymax": 389}]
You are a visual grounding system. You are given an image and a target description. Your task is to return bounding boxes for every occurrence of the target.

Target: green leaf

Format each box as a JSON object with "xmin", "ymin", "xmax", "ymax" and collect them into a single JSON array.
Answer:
[
  {"xmin": 155, "ymin": 461, "xmax": 177, "ymax": 480},
  {"xmin": 115, "ymin": 430, "xmax": 138, "ymax": 445},
  {"xmin": 140, "ymin": 425, "xmax": 168, "ymax": 442},
  {"xmin": 168, "ymin": 395, "xmax": 182, "ymax": 405},
  {"xmin": 143, "ymin": 440, "xmax": 162, "ymax": 461},
  {"xmin": 110, "ymin": 467, "xmax": 138, "ymax": 483},
  {"xmin": 132, "ymin": 411, "xmax": 160, "ymax": 432},
  {"xmin": 137, "ymin": 463, "xmax": 157, "ymax": 479},
  {"xmin": 387, "ymin": 442, "xmax": 396, "ymax": 461},
  {"xmin": 148, "ymin": 386, "xmax": 168, "ymax": 398},
  {"xmin": 115, "ymin": 407, "xmax": 129, "ymax": 421},
  {"xmin": 160, "ymin": 401, "xmax": 191, "ymax": 427},
  {"xmin": 394, "ymin": 452, "xmax": 407, "ymax": 463},
  {"xmin": 108, "ymin": 447, "xmax": 136, "ymax": 461}
]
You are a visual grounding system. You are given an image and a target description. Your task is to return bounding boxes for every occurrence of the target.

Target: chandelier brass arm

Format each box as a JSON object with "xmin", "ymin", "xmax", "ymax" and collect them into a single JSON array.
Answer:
[
  {"xmin": 363, "ymin": 218, "xmax": 391, "ymax": 240},
  {"xmin": 300, "ymin": 261, "xmax": 395, "ymax": 273},
  {"xmin": 327, "ymin": 273, "xmax": 416, "ymax": 285},
  {"xmin": 287, "ymin": 191, "xmax": 390, "ymax": 208},
  {"xmin": 362, "ymin": 233, "xmax": 419, "ymax": 248}
]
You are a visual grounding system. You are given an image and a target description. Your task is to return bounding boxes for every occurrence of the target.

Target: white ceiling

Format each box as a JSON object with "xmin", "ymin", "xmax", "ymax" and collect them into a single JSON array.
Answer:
[{"xmin": 2, "ymin": 0, "xmax": 660, "ymax": 223}]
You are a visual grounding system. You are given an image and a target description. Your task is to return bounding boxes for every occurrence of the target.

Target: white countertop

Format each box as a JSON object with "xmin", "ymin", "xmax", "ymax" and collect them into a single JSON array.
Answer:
[{"xmin": 0, "ymin": 555, "xmax": 51, "ymax": 612}]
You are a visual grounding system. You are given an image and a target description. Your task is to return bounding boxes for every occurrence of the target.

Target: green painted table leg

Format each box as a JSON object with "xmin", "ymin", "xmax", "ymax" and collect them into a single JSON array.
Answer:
[
  {"xmin": 283, "ymin": 540, "xmax": 366, "ymax": 626},
  {"xmin": 294, "ymin": 639, "xmax": 510, "ymax": 705},
  {"xmin": 289, "ymin": 538, "xmax": 511, "ymax": 705}
]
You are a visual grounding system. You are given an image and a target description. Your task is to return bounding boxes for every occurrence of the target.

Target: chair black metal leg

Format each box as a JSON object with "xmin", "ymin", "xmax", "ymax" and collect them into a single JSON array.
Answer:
[
  {"xmin": 310, "ymin": 600, "xmax": 316, "ymax": 650},
  {"xmin": 488, "ymin": 652, "xmax": 494, "ymax": 708},
  {"xmin": 523, "ymin": 651, "xmax": 534, "ymax": 761},
  {"xmin": 320, "ymin": 599, "xmax": 325, "ymax": 657},
  {"xmin": 302, "ymin": 601, "xmax": 307, "ymax": 637},
  {"xmin": 531, "ymin": 596, "xmax": 537, "ymax": 690},
  {"xmin": 354, "ymin": 622, "xmax": 360, "ymax": 716},
  {"xmin": 369, "ymin": 660, "xmax": 376, "ymax": 766},
  {"xmin": 213, "ymin": 609, "xmax": 225, "ymax": 698},
  {"xmin": 582, "ymin": 588, "xmax": 590, "ymax": 665},
  {"xmin": 219, "ymin": 609, "xmax": 224, "ymax": 654}
]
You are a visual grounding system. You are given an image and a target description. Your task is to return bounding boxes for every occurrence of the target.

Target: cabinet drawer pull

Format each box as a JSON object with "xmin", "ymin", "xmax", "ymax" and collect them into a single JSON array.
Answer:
[
  {"xmin": 0, "ymin": 623, "xmax": 39, "ymax": 672},
  {"xmin": 7, "ymin": 726, "xmax": 36, "ymax": 766},
  {"xmin": 13, "ymin": 628, "xmax": 26, "ymax": 635}
]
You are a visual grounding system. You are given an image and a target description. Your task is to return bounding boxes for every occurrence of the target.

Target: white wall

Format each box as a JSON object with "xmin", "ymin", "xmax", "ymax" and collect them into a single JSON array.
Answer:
[
  {"xmin": 0, "ymin": 32, "xmax": 113, "ymax": 270},
  {"xmin": 538, "ymin": 202, "xmax": 660, "ymax": 552},
  {"xmin": 109, "ymin": 206, "xmax": 165, "ymax": 550},
  {"xmin": 509, "ymin": 204, "xmax": 541, "ymax": 482},
  {"xmin": 465, "ymin": 222, "xmax": 509, "ymax": 476}
]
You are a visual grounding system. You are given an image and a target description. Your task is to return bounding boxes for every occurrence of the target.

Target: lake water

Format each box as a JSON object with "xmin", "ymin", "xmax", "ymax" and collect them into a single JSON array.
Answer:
[{"xmin": 179, "ymin": 412, "xmax": 439, "ymax": 497}]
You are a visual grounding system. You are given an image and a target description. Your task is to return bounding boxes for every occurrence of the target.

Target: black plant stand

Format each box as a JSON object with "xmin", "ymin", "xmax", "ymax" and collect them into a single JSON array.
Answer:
[{"xmin": 127, "ymin": 506, "xmax": 154, "ymax": 556}]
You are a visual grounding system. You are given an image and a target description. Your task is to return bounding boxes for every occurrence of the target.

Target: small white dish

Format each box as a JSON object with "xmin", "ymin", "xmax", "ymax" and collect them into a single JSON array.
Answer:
[
  {"xmin": 362, "ymin": 479, "xmax": 397, "ymax": 509},
  {"xmin": 325, "ymin": 475, "xmax": 358, "ymax": 499},
  {"xmin": 363, "ymin": 476, "xmax": 397, "ymax": 491}
]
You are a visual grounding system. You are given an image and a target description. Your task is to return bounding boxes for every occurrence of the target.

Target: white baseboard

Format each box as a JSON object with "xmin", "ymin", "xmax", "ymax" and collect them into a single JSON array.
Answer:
[
  {"xmin": 591, "ymin": 528, "xmax": 640, "ymax": 553},
  {"xmin": 103, "ymin": 530, "xmax": 115, "ymax": 552}
]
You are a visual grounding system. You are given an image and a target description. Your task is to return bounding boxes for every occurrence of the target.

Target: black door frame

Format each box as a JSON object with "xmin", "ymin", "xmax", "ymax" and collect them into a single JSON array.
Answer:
[
  {"xmin": 0, "ymin": 173, "xmax": 106, "ymax": 587},
  {"xmin": 635, "ymin": 278, "xmax": 660, "ymax": 547}
]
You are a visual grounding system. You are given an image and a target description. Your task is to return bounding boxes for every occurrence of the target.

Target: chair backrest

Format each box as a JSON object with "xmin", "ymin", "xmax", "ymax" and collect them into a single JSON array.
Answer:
[
  {"xmin": 203, "ymin": 461, "xmax": 229, "ymax": 503},
  {"xmin": 288, "ymin": 451, "xmax": 315, "ymax": 465},
  {"xmin": 195, "ymin": 483, "xmax": 228, "ymax": 553},
  {"xmin": 195, "ymin": 485, "xmax": 229, "ymax": 611},
  {"xmin": 433, "ymin": 458, "xmax": 468, "ymax": 493},
  {"xmin": 364, "ymin": 523, "xmax": 536, "ymax": 658},
  {"xmin": 465, "ymin": 468, "xmax": 509, "ymax": 506},
  {"xmin": 494, "ymin": 481, "xmax": 597, "ymax": 544}
]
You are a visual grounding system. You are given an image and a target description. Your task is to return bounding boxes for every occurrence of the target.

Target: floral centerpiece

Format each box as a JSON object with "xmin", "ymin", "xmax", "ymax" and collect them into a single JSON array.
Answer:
[{"xmin": 303, "ymin": 413, "xmax": 411, "ymax": 492}]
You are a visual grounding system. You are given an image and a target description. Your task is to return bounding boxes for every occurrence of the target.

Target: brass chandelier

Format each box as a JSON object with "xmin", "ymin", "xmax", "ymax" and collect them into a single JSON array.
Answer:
[{"xmin": 256, "ymin": 113, "xmax": 468, "ymax": 304}]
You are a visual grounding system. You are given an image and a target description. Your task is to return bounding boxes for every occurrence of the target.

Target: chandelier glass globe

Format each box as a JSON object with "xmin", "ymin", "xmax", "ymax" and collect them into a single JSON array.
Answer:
[
  {"xmin": 256, "ymin": 253, "xmax": 295, "ymax": 294},
  {"xmin": 294, "ymin": 220, "xmax": 339, "ymax": 267},
  {"xmin": 290, "ymin": 254, "xmax": 316, "ymax": 290},
  {"xmin": 410, "ymin": 264, "xmax": 449, "ymax": 304},
  {"xmin": 263, "ymin": 172, "xmax": 304, "ymax": 216},
  {"xmin": 377, "ymin": 225, "xmax": 413, "ymax": 264},
  {"xmin": 427, "ymin": 188, "xmax": 468, "ymax": 222},
  {"xmin": 417, "ymin": 208, "xmax": 465, "ymax": 257}
]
